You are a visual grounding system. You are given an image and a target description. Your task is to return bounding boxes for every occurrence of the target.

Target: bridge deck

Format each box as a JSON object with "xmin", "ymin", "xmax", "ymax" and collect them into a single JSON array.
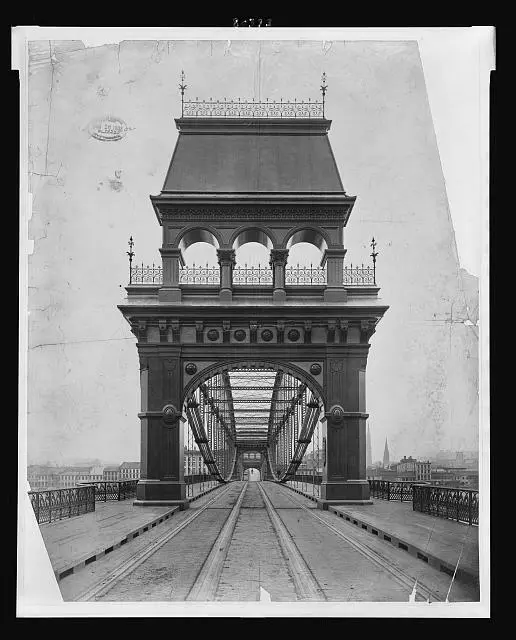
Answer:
[
  {"xmin": 287, "ymin": 481, "xmax": 479, "ymax": 586},
  {"xmin": 39, "ymin": 482, "xmax": 220, "ymax": 580}
]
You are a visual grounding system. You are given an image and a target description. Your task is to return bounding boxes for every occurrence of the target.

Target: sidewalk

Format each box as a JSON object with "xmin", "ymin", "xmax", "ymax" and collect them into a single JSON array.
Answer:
[
  {"xmin": 286, "ymin": 482, "xmax": 479, "ymax": 587},
  {"xmin": 40, "ymin": 481, "xmax": 221, "ymax": 581}
]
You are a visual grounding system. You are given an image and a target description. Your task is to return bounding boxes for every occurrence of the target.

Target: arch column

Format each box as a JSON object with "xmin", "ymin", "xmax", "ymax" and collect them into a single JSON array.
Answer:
[
  {"xmin": 317, "ymin": 349, "xmax": 371, "ymax": 509},
  {"xmin": 270, "ymin": 249, "xmax": 289, "ymax": 303},
  {"xmin": 158, "ymin": 247, "xmax": 185, "ymax": 303},
  {"xmin": 321, "ymin": 248, "xmax": 347, "ymax": 302},
  {"xmin": 134, "ymin": 350, "xmax": 188, "ymax": 509},
  {"xmin": 217, "ymin": 249, "xmax": 236, "ymax": 303}
]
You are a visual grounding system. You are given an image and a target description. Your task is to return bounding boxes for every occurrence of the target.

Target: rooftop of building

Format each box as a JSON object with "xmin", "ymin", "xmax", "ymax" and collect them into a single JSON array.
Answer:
[{"xmin": 159, "ymin": 118, "xmax": 346, "ymax": 196}]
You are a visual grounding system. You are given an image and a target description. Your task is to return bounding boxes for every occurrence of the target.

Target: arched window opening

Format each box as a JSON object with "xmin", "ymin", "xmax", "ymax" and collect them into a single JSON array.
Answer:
[
  {"xmin": 286, "ymin": 242, "xmax": 327, "ymax": 286},
  {"xmin": 232, "ymin": 228, "xmax": 274, "ymax": 252},
  {"xmin": 234, "ymin": 242, "xmax": 272, "ymax": 285},
  {"xmin": 286, "ymin": 228, "xmax": 328, "ymax": 253},
  {"xmin": 287, "ymin": 242, "xmax": 324, "ymax": 267},
  {"xmin": 182, "ymin": 242, "xmax": 218, "ymax": 266},
  {"xmin": 178, "ymin": 228, "xmax": 220, "ymax": 253},
  {"xmin": 178, "ymin": 230, "xmax": 220, "ymax": 284}
]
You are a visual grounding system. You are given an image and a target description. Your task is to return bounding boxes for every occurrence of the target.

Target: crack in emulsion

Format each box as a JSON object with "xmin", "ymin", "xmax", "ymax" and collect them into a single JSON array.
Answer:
[{"xmin": 44, "ymin": 41, "xmax": 56, "ymax": 176}]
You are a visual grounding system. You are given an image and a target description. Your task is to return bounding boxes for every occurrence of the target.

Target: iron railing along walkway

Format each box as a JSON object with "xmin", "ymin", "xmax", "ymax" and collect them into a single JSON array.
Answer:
[{"xmin": 28, "ymin": 485, "xmax": 96, "ymax": 524}]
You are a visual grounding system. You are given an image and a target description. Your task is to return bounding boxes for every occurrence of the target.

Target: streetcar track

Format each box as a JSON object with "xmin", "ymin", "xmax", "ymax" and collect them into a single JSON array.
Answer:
[
  {"xmin": 186, "ymin": 482, "xmax": 249, "ymax": 601},
  {"xmin": 75, "ymin": 483, "xmax": 235, "ymax": 602},
  {"xmin": 257, "ymin": 482, "xmax": 326, "ymax": 601},
  {"xmin": 74, "ymin": 480, "xmax": 444, "ymax": 603},
  {"xmin": 269, "ymin": 481, "xmax": 442, "ymax": 603}
]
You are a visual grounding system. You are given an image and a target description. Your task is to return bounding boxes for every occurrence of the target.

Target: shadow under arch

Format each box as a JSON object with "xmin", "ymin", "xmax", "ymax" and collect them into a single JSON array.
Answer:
[
  {"xmin": 182, "ymin": 358, "xmax": 325, "ymax": 406},
  {"xmin": 176, "ymin": 225, "xmax": 222, "ymax": 253},
  {"xmin": 283, "ymin": 226, "xmax": 330, "ymax": 253},
  {"xmin": 230, "ymin": 226, "xmax": 276, "ymax": 251}
]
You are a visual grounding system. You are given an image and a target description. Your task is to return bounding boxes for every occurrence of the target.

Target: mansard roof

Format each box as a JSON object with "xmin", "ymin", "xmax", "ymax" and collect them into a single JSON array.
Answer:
[{"xmin": 161, "ymin": 118, "xmax": 346, "ymax": 194}]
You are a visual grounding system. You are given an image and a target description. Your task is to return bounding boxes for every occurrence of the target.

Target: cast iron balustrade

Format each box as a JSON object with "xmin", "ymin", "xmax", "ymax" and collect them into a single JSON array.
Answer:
[
  {"xmin": 79, "ymin": 480, "xmax": 138, "ymax": 502},
  {"xmin": 343, "ymin": 264, "xmax": 376, "ymax": 286},
  {"xmin": 129, "ymin": 262, "xmax": 377, "ymax": 287},
  {"xmin": 28, "ymin": 486, "xmax": 96, "ymax": 524},
  {"xmin": 233, "ymin": 264, "xmax": 273, "ymax": 285},
  {"xmin": 286, "ymin": 265, "xmax": 327, "ymax": 285},
  {"xmin": 130, "ymin": 263, "xmax": 163, "ymax": 284},
  {"xmin": 182, "ymin": 98, "xmax": 325, "ymax": 119},
  {"xmin": 179, "ymin": 264, "xmax": 220, "ymax": 285},
  {"xmin": 368, "ymin": 480, "xmax": 416, "ymax": 502},
  {"xmin": 412, "ymin": 484, "xmax": 479, "ymax": 526}
]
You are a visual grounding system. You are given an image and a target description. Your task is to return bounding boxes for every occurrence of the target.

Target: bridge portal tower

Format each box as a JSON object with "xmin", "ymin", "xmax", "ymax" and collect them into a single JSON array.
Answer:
[{"xmin": 118, "ymin": 74, "xmax": 388, "ymax": 509}]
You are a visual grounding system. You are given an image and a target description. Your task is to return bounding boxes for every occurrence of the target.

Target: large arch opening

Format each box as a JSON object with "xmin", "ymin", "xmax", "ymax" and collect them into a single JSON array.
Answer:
[
  {"xmin": 285, "ymin": 228, "xmax": 329, "ymax": 253},
  {"xmin": 183, "ymin": 360, "xmax": 325, "ymax": 487},
  {"xmin": 231, "ymin": 229, "xmax": 274, "ymax": 284},
  {"xmin": 243, "ymin": 468, "xmax": 261, "ymax": 482},
  {"xmin": 178, "ymin": 228, "xmax": 220, "ymax": 267}
]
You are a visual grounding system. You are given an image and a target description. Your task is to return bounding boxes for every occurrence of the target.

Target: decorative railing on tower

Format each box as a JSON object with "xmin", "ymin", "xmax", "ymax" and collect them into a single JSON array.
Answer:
[
  {"xmin": 233, "ymin": 264, "xmax": 273, "ymax": 285},
  {"xmin": 126, "ymin": 237, "xmax": 379, "ymax": 286},
  {"xmin": 179, "ymin": 264, "xmax": 220, "ymax": 284},
  {"xmin": 285, "ymin": 265, "xmax": 327, "ymax": 285},
  {"xmin": 179, "ymin": 70, "xmax": 328, "ymax": 119}
]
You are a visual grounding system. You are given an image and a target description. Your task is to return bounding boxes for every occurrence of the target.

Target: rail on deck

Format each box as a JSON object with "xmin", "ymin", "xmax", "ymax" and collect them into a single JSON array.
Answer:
[
  {"xmin": 284, "ymin": 477, "xmax": 479, "ymax": 526},
  {"xmin": 28, "ymin": 476, "xmax": 222, "ymax": 524}
]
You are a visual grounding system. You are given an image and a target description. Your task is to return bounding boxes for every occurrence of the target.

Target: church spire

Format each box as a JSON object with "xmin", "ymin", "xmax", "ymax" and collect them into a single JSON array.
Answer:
[{"xmin": 383, "ymin": 438, "xmax": 390, "ymax": 469}]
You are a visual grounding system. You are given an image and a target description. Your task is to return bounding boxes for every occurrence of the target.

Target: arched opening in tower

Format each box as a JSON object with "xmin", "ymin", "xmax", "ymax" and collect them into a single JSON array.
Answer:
[{"xmin": 183, "ymin": 362, "xmax": 325, "ymax": 488}]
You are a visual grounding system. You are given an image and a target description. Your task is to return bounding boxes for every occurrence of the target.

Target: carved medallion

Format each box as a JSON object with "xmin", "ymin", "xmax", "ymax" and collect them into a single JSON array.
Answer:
[
  {"xmin": 207, "ymin": 329, "xmax": 220, "ymax": 342},
  {"xmin": 310, "ymin": 363, "xmax": 322, "ymax": 376},
  {"xmin": 162, "ymin": 404, "xmax": 181, "ymax": 425},
  {"xmin": 185, "ymin": 363, "xmax": 197, "ymax": 375},
  {"xmin": 234, "ymin": 329, "xmax": 246, "ymax": 342},
  {"xmin": 287, "ymin": 329, "xmax": 300, "ymax": 342},
  {"xmin": 261, "ymin": 329, "xmax": 273, "ymax": 342},
  {"xmin": 330, "ymin": 404, "xmax": 345, "ymax": 426}
]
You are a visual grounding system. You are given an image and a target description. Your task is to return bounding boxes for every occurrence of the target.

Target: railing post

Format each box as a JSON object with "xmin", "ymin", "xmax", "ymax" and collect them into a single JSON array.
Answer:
[
  {"xmin": 468, "ymin": 491, "xmax": 472, "ymax": 526},
  {"xmin": 35, "ymin": 493, "xmax": 39, "ymax": 524},
  {"xmin": 269, "ymin": 249, "xmax": 289, "ymax": 303},
  {"xmin": 321, "ymin": 248, "xmax": 347, "ymax": 302},
  {"xmin": 387, "ymin": 482, "xmax": 390, "ymax": 501},
  {"xmin": 217, "ymin": 249, "xmax": 236, "ymax": 303}
]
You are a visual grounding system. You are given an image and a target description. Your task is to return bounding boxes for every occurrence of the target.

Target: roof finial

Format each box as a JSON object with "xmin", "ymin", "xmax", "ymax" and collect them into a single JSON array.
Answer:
[
  {"xmin": 127, "ymin": 236, "xmax": 135, "ymax": 284},
  {"xmin": 370, "ymin": 237, "xmax": 378, "ymax": 285},
  {"xmin": 179, "ymin": 70, "xmax": 187, "ymax": 117},
  {"xmin": 320, "ymin": 72, "xmax": 328, "ymax": 117}
]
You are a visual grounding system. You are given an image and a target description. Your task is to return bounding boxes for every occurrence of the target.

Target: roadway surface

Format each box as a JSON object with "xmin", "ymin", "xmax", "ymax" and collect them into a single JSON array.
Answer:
[{"xmin": 60, "ymin": 481, "xmax": 479, "ymax": 602}]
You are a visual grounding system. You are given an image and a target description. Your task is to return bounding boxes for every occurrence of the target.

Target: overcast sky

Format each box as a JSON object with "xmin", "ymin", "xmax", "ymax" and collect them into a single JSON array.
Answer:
[{"xmin": 21, "ymin": 29, "xmax": 492, "ymax": 466}]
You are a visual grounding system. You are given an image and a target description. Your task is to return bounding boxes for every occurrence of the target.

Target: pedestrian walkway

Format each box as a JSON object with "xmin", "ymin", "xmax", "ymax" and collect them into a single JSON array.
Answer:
[
  {"xmin": 40, "ymin": 481, "xmax": 220, "ymax": 581},
  {"xmin": 286, "ymin": 482, "xmax": 479, "ymax": 587}
]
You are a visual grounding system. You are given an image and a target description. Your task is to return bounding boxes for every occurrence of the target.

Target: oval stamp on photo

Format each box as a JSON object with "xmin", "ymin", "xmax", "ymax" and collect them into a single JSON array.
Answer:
[{"xmin": 89, "ymin": 116, "xmax": 129, "ymax": 141}]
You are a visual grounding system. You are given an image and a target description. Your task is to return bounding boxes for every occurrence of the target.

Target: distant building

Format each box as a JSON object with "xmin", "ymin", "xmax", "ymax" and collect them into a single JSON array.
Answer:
[
  {"xmin": 184, "ymin": 449, "xmax": 205, "ymax": 475},
  {"xmin": 367, "ymin": 467, "xmax": 397, "ymax": 481},
  {"xmin": 430, "ymin": 466, "xmax": 467, "ymax": 487},
  {"xmin": 396, "ymin": 456, "xmax": 432, "ymax": 482},
  {"xmin": 119, "ymin": 462, "xmax": 140, "ymax": 480},
  {"xmin": 103, "ymin": 465, "xmax": 121, "ymax": 482}
]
